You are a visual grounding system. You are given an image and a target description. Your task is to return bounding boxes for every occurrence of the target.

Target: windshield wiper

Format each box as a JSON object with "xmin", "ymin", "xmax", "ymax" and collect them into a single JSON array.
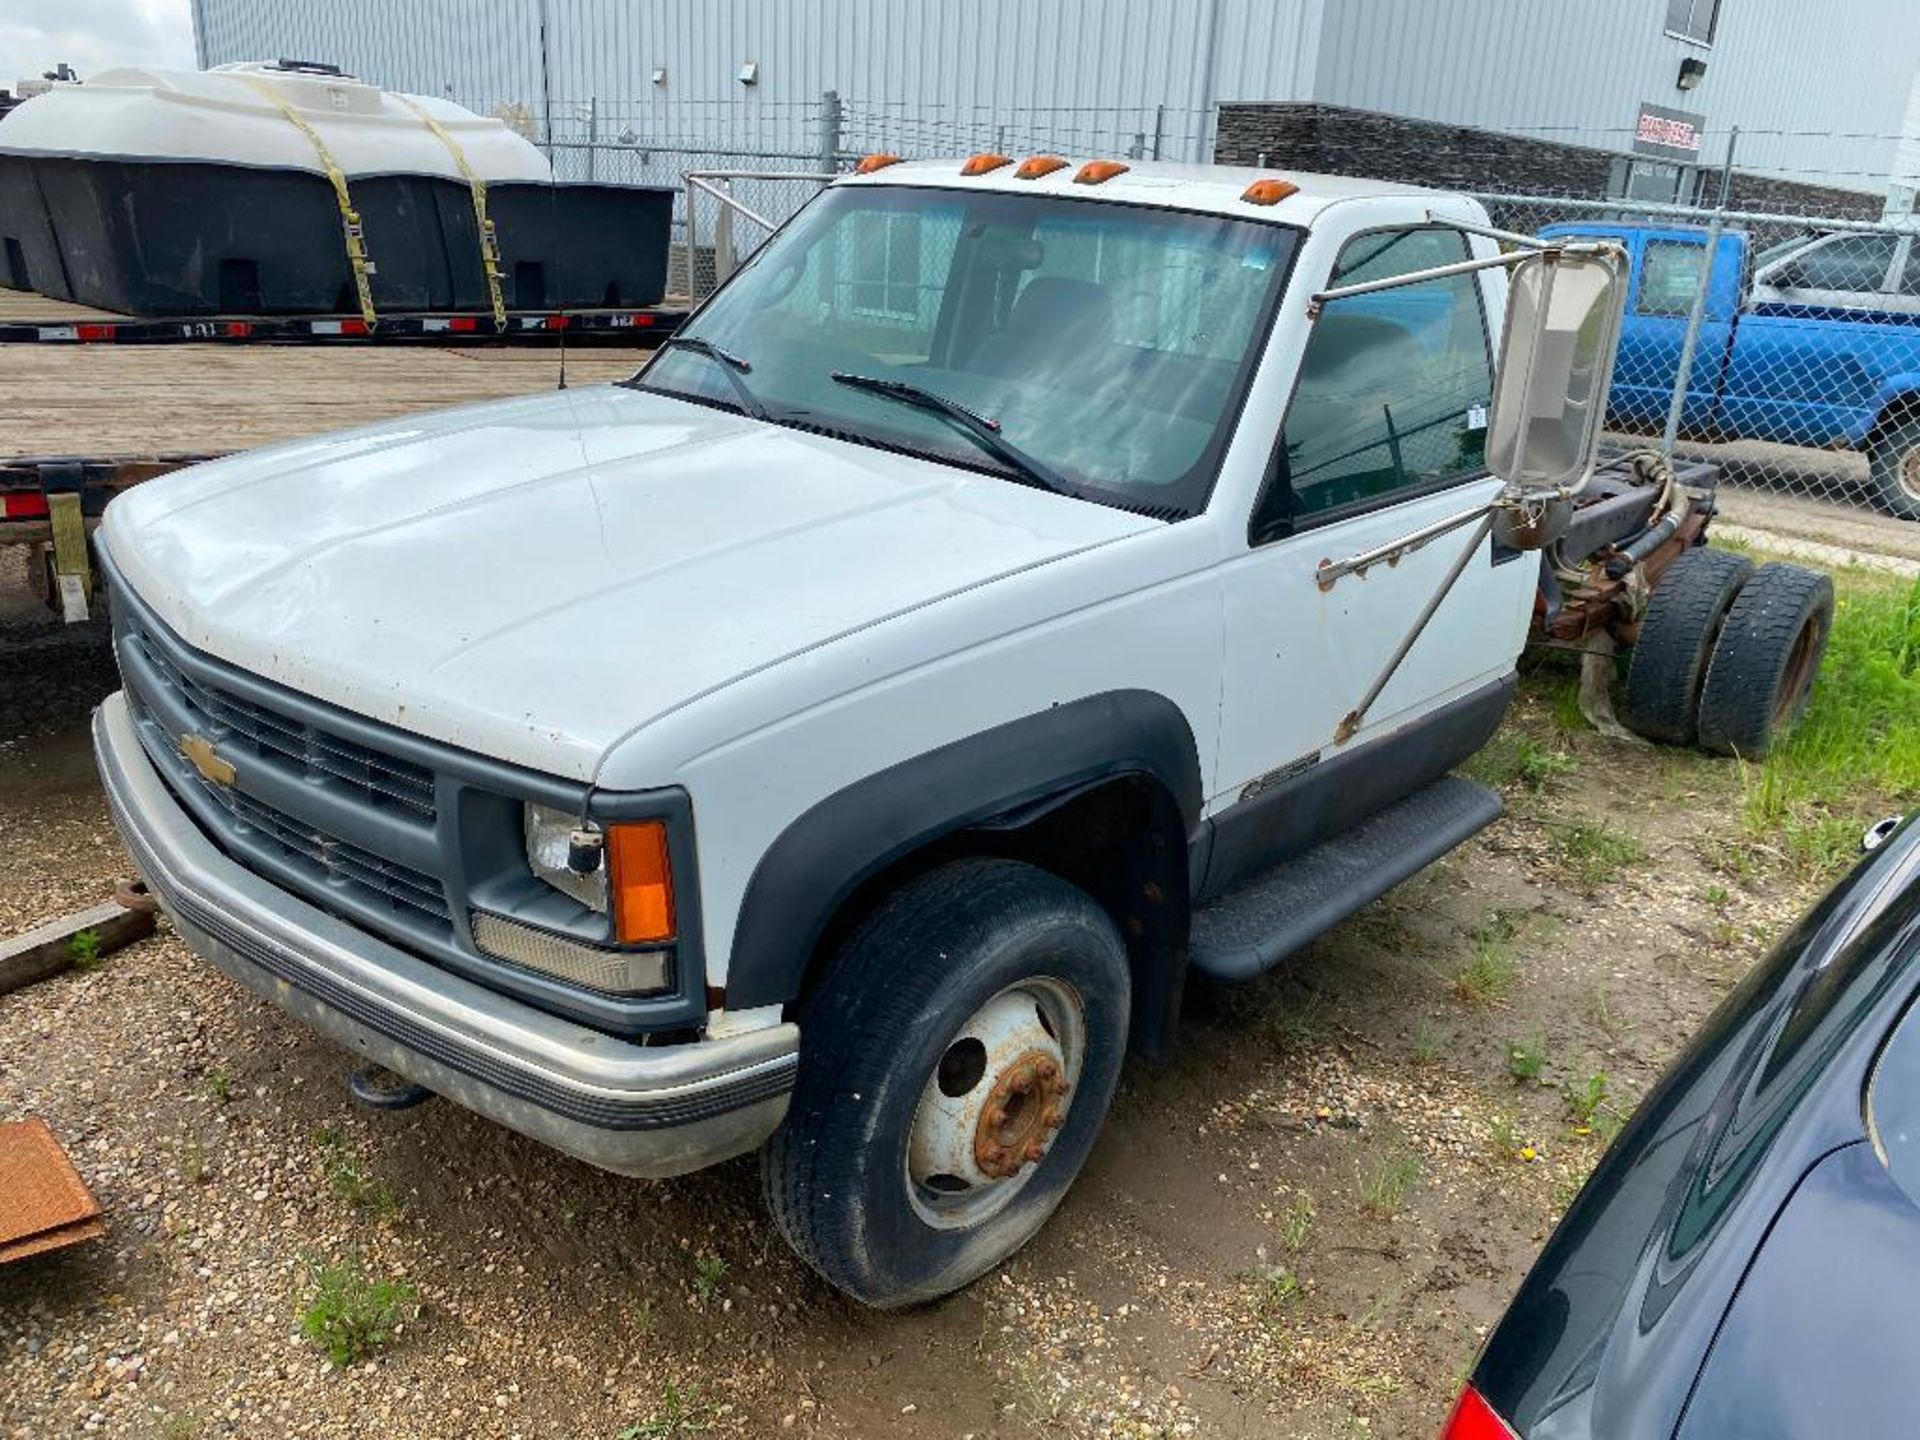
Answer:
[
  {"xmin": 657, "ymin": 336, "xmax": 770, "ymax": 420},
  {"xmin": 828, "ymin": 372, "xmax": 1075, "ymax": 497}
]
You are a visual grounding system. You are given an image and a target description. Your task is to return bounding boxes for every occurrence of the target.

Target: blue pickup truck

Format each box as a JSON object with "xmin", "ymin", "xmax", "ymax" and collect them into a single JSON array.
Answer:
[{"xmin": 1541, "ymin": 221, "xmax": 1920, "ymax": 520}]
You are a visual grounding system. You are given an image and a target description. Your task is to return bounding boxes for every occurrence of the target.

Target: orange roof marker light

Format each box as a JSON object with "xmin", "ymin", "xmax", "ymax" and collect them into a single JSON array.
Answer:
[
  {"xmin": 1241, "ymin": 177, "xmax": 1301, "ymax": 206},
  {"xmin": 855, "ymin": 152, "xmax": 905, "ymax": 175},
  {"xmin": 1014, "ymin": 154, "xmax": 1069, "ymax": 180},
  {"xmin": 961, "ymin": 153, "xmax": 1013, "ymax": 176},
  {"xmin": 1074, "ymin": 159, "xmax": 1130, "ymax": 185}
]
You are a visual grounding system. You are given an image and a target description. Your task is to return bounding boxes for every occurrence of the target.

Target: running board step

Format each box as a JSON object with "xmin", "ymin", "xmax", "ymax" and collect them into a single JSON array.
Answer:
[{"xmin": 1189, "ymin": 776, "xmax": 1503, "ymax": 983}]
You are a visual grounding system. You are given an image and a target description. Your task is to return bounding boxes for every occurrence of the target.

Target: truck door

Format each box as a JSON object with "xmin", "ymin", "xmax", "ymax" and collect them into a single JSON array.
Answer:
[
  {"xmin": 1613, "ymin": 232, "xmax": 1740, "ymax": 430},
  {"xmin": 1209, "ymin": 224, "xmax": 1533, "ymax": 895}
]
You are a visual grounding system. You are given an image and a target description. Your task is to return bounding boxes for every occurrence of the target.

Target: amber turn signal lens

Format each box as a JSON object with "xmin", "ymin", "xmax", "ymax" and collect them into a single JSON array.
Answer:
[
  {"xmin": 1240, "ymin": 177, "xmax": 1300, "ymax": 206},
  {"xmin": 1014, "ymin": 154, "xmax": 1069, "ymax": 180},
  {"xmin": 855, "ymin": 152, "xmax": 904, "ymax": 175},
  {"xmin": 608, "ymin": 821, "xmax": 675, "ymax": 944},
  {"xmin": 1074, "ymin": 160, "xmax": 1130, "ymax": 185},
  {"xmin": 961, "ymin": 153, "xmax": 1012, "ymax": 176}
]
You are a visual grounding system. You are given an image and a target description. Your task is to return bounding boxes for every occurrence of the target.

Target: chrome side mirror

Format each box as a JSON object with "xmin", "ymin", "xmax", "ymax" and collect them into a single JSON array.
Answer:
[{"xmin": 1486, "ymin": 247, "xmax": 1628, "ymax": 503}]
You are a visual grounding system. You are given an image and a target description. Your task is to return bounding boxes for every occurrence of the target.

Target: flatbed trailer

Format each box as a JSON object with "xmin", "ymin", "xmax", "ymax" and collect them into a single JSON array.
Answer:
[
  {"xmin": 0, "ymin": 341, "xmax": 649, "ymax": 616},
  {"xmin": 0, "ymin": 286, "xmax": 689, "ymax": 346}
]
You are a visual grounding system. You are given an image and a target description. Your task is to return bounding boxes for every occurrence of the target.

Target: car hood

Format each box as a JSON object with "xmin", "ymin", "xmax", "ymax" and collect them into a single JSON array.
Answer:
[{"xmin": 103, "ymin": 384, "xmax": 1156, "ymax": 781}]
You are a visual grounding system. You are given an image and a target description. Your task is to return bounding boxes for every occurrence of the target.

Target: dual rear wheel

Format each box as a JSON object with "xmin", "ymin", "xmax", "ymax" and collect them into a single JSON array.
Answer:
[{"xmin": 1622, "ymin": 548, "xmax": 1833, "ymax": 758}]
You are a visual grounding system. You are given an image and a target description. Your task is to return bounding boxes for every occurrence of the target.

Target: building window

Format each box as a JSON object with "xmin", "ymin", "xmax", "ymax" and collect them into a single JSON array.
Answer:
[{"xmin": 1664, "ymin": 0, "xmax": 1720, "ymax": 45}]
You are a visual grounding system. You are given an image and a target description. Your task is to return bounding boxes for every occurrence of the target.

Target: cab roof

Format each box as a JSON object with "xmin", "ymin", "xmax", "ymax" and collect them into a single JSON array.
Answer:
[{"xmin": 835, "ymin": 156, "xmax": 1472, "ymax": 225}]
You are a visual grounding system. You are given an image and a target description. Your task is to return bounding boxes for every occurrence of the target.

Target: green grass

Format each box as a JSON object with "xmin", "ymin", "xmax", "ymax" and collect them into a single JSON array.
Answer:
[
  {"xmin": 1556, "ymin": 818, "xmax": 1646, "ymax": 888},
  {"xmin": 315, "ymin": 1127, "xmax": 401, "ymax": 1219},
  {"xmin": 1358, "ymin": 1147, "xmax": 1421, "ymax": 1218},
  {"xmin": 1565, "ymin": 1072, "xmax": 1610, "ymax": 1130},
  {"xmin": 1506, "ymin": 1036, "xmax": 1547, "ymax": 1084},
  {"xmin": 1279, "ymin": 1191, "xmax": 1315, "ymax": 1254},
  {"xmin": 1410, "ymin": 1018, "xmax": 1444, "ymax": 1065},
  {"xmin": 617, "ymin": 1382, "xmax": 712, "ymax": 1439},
  {"xmin": 1453, "ymin": 914, "xmax": 1522, "ymax": 1008},
  {"xmin": 67, "ymin": 927, "xmax": 104, "ymax": 971},
  {"xmin": 203, "ymin": 1068, "xmax": 231, "ymax": 1103},
  {"xmin": 1466, "ymin": 733, "xmax": 1580, "ymax": 793},
  {"xmin": 1489, "ymin": 1112, "xmax": 1525, "ymax": 1161},
  {"xmin": 299, "ymin": 1257, "xmax": 416, "ymax": 1368},
  {"xmin": 1735, "ymin": 569, "xmax": 1920, "ymax": 875},
  {"xmin": 1253, "ymin": 1266, "xmax": 1303, "ymax": 1318},
  {"xmin": 691, "ymin": 1253, "xmax": 729, "ymax": 1305}
]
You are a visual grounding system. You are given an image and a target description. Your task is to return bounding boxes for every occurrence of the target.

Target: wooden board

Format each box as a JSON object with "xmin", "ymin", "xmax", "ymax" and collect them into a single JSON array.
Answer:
[
  {"xmin": 0, "ymin": 897, "xmax": 157, "ymax": 996},
  {"xmin": 0, "ymin": 344, "xmax": 643, "ymax": 456},
  {"xmin": 0, "ymin": 286, "xmax": 125, "ymax": 325}
]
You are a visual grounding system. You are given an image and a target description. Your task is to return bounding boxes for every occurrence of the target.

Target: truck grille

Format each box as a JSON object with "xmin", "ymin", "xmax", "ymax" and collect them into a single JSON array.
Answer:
[
  {"xmin": 134, "ymin": 632, "xmax": 438, "ymax": 819},
  {"xmin": 201, "ymin": 776, "xmax": 450, "ymax": 923}
]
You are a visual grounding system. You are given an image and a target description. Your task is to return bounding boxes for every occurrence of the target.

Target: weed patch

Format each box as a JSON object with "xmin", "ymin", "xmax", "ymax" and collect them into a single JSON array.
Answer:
[{"xmin": 299, "ymin": 1257, "xmax": 416, "ymax": 1367}]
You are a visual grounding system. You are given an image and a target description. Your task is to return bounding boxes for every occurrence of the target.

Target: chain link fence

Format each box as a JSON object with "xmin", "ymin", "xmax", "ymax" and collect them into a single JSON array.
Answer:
[{"xmin": 1479, "ymin": 191, "xmax": 1920, "ymax": 532}]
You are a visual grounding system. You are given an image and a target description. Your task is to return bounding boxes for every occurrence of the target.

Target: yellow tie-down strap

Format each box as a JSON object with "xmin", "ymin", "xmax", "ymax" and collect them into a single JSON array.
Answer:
[
  {"xmin": 239, "ymin": 76, "xmax": 379, "ymax": 329},
  {"xmin": 401, "ymin": 97, "xmax": 509, "ymax": 330}
]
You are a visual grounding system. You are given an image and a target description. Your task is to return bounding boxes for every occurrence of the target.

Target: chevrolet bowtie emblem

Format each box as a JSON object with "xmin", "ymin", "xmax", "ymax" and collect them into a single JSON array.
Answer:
[{"xmin": 179, "ymin": 732, "xmax": 236, "ymax": 787}]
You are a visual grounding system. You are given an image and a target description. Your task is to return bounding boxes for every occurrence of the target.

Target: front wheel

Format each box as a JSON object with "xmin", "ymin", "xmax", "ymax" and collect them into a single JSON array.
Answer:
[
  {"xmin": 1867, "ymin": 416, "xmax": 1920, "ymax": 522},
  {"xmin": 762, "ymin": 858, "xmax": 1130, "ymax": 1308}
]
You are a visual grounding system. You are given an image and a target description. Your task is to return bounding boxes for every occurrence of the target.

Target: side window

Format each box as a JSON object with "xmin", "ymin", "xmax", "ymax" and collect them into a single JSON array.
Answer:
[
  {"xmin": 1256, "ymin": 227, "xmax": 1493, "ymax": 536},
  {"xmin": 1640, "ymin": 241, "xmax": 1706, "ymax": 316},
  {"xmin": 1786, "ymin": 234, "xmax": 1897, "ymax": 295}
]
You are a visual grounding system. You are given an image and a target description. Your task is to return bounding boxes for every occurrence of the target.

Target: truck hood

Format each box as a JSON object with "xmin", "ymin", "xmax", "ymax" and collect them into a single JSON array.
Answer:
[{"xmin": 104, "ymin": 384, "xmax": 1156, "ymax": 781}]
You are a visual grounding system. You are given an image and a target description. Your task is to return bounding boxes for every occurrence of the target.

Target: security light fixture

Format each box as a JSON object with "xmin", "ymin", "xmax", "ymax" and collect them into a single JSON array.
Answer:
[
  {"xmin": 1677, "ymin": 57, "xmax": 1707, "ymax": 90},
  {"xmin": 651, "ymin": 64, "xmax": 667, "ymax": 86},
  {"xmin": 737, "ymin": 60, "xmax": 759, "ymax": 86}
]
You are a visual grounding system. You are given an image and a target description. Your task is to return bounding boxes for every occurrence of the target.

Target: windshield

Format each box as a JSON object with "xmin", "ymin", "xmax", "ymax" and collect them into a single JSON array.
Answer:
[{"xmin": 637, "ymin": 184, "xmax": 1300, "ymax": 516}]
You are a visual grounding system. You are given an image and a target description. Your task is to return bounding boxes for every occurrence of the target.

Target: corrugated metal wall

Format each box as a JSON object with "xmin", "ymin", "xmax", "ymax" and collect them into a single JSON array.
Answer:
[
  {"xmin": 189, "ymin": 0, "xmax": 1327, "ymax": 166},
  {"xmin": 191, "ymin": 0, "xmax": 1917, "ymax": 190},
  {"xmin": 1310, "ymin": 0, "xmax": 1917, "ymax": 190}
]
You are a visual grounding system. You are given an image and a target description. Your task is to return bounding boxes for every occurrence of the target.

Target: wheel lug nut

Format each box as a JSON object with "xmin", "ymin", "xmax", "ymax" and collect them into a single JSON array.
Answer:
[{"xmin": 1024, "ymin": 1142, "xmax": 1046, "ymax": 1162}]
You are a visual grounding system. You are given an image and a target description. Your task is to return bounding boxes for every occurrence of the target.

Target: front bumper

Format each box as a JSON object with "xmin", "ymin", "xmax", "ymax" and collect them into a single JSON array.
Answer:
[{"xmin": 94, "ymin": 689, "xmax": 797, "ymax": 1178}]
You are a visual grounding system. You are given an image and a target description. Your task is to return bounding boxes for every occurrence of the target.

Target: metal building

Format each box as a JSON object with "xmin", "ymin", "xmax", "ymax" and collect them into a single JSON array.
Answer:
[{"xmin": 189, "ymin": 0, "xmax": 1919, "ymax": 206}]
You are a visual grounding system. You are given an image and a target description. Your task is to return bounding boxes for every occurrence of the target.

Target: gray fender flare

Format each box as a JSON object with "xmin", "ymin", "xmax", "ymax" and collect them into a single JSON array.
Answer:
[{"xmin": 724, "ymin": 690, "xmax": 1203, "ymax": 1011}]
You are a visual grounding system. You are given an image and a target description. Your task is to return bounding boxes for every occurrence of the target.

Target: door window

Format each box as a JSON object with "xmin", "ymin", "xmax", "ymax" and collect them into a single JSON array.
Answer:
[
  {"xmin": 1781, "ymin": 234, "xmax": 1898, "ymax": 296},
  {"xmin": 1640, "ymin": 241, "xmax": 1708, "ymax": 316},
  {"xmin": 1254, "ymin": 227, "xmax": 1493, "ymax": 539}
]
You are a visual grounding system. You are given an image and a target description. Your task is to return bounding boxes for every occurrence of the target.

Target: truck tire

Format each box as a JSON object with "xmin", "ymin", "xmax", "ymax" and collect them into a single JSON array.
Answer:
[
  {"xmin": 1696, "ymin": 562, "xmax": 1834, "ymax": 758},
  {"xmin": 1868, "ymin": 416, "xmax": 1920, "ymax": 522},
  {"xmin": 1621, "ymin": 547, "xmax": 1754, "ymax": 745},
  {"xmin": 762, "ymin": 857, "xmax": 1130, "ymax": 1308}
]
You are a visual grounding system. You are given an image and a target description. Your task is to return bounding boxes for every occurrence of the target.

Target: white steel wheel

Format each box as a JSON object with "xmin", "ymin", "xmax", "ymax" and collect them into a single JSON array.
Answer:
[{"xmin": 905, "ymin": 978, "xmax": 1086, "ymax": 1229}]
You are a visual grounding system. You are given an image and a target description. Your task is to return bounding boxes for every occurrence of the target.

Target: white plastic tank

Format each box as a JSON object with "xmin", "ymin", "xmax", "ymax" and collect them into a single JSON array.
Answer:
[{"xmin": 0, "ymin": 60, "xmax": 551, "ymax": 181}]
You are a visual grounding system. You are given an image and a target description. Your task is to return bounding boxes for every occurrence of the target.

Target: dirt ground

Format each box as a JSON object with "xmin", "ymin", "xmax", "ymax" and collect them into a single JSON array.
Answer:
[{"xmin": 0, "ymin": 585, "xmax": 1851, "ymax": 1440}]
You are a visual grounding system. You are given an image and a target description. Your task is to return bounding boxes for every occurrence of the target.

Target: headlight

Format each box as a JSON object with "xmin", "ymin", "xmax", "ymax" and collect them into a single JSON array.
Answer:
[
  {"xmin": 524, "ymin": 802, "xmax": 608, "ymax": 913},
  {"xmin": 522, "ymin": 803, "xmax": 677, "ymax": 946}
]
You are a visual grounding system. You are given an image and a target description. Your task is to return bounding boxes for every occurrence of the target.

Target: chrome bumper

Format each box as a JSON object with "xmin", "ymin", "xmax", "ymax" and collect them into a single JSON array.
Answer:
[{"xmin": 93, "ymin": 690, "xmax": 796, "ymax": 1179}]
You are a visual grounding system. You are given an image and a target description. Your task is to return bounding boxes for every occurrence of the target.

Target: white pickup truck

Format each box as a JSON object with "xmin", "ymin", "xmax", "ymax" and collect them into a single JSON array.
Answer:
[{"xmin": 93, "ymin": 156, "xmax": 1824, "ymax": 1307}]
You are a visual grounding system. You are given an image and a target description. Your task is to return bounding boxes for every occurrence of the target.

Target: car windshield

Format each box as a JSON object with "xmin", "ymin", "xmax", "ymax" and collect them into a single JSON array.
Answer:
[{"xmin": 637, "ymin": 184, "xmax": 1300, "ymax": 516}]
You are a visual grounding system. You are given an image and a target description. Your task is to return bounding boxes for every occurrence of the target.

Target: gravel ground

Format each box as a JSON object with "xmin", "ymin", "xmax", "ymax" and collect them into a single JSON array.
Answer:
[{"xmin": 0, "ymin": 613, "xmax": 1856, "ymax": 1439}]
